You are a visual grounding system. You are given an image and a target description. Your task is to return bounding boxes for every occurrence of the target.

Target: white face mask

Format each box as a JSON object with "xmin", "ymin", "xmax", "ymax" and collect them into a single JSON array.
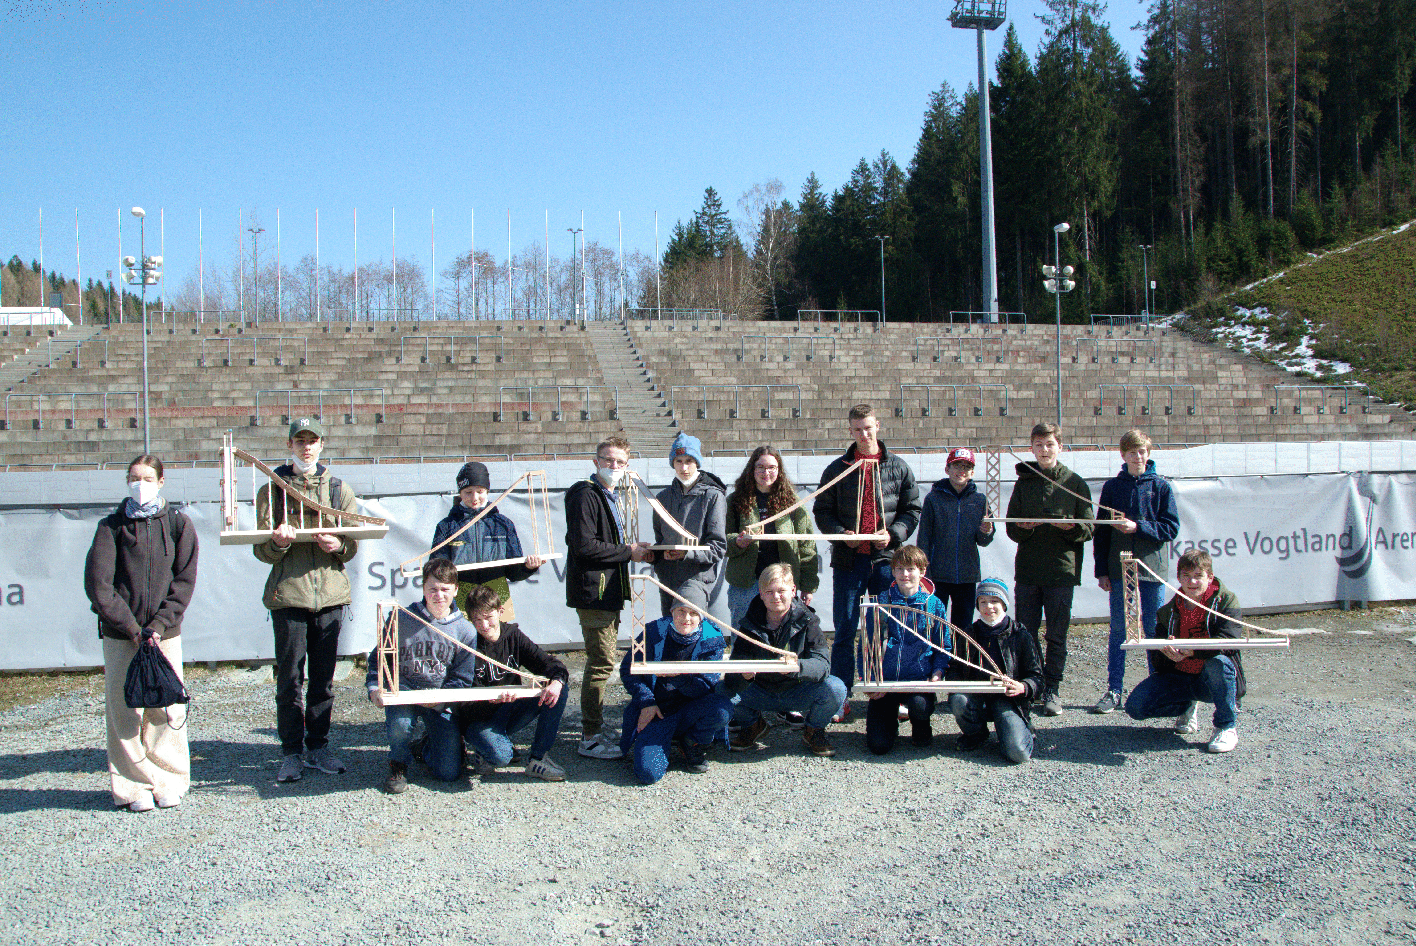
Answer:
[
  {"xmin": 596, "ymin": 467, "xmax": 623, "ymax": 488},
  {"xmin": 675, "ymin": 469, "xmax": 700, "ymax": 488},
  {"xmin": 290, "ymin": 455, "xmax": 317, "ymax": 475},
  {"xmin": 129, "ymin": 480, "xmax": 161, "ymax": 507},
  {"xmin": 977, "ymin": 601, "xmax": 1007, "ymax": 627}
]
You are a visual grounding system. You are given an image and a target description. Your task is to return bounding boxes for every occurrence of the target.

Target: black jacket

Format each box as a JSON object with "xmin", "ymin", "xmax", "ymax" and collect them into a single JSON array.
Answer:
[
  {"xmin": 84, "ymin": 502, "xmax": 199, "ymax": 641},
  {"xmin": 457, "ymin": 620, "xmax": 569, "ymax": 724},
  {"xmin": 724, "ymin": 596, "xmax": 831, "ymax": 693},
  {"xmin": 950, "ymin": 615, "xmax": 1044, "ymax": 724},
  {"xmin": 564, "ymin": 476, "xmax": 633, "ymax": 611},
  {"xmin": 813, "ymin": 441, "xmax": 921, "ymax": 568}
]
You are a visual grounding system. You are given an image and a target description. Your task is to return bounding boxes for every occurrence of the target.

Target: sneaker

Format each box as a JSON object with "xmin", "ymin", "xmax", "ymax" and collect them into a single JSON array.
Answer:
[
  {"xmin": 384, "ymin": 762, "xmax": 408, "ymax": 794},
  {"xmin": 955, "ymin": 730, "xmax": 989, "ymax": 751},
  {"xmin": 153, "ymin": 792, "xmax": 181, "ymax": 809},
  {"xmin": 1090, "ymin": 690, "xmax": 1122, "ymax": 715},
  {"xmin": 577, "ymin": 734, "xmax": 624, "ymax": 760},
  {"xmin": 276, "ymin": 753, "xmax": 303, "ymax": 783},
  {"xmin": 1175, "ymin": 701, "xmax": 1200, "ymax": 734},
  {"xmin": 408, "ymin": 733, "xmax": 427, "ymax": 764},
  {"xmin": 832, "ymin": 701, "xmax": 852, "ymax": 724},
  {"xmin": 525, "ymin": 754, "xmax": 567, "ymax": 781},
  {"xmin": 730, "ymin": 716, "xmax": 770, "ymax": 751},
  {"xmin": 1040, "ymin": 689, "xmax": 1062, "ymax": 716},
  {"xmin": 802, "ymin": 725, "xmax": 836, "ymax": 758},
  {"xmin": 1207, "ymin": 727, "xmax": 1238, "ymax": 753},
  {"xmin": 303, "ymin": 747, "xmax": 348, "ymax": 774},
  {"xmin": 678, "ymin": 739, "xmax": 709, "ymax": 774},
  {"xmin": 897, "ymin": 704, "xmax": 911, "ymax": 723},
  {"xmin": 128, "ymin": 794, "xmax": 155, "ymax": 813},
  {"xmin": 910, "ymin": 725, "xmax": 933, "ymax": 748},
  {"xmin": 782, "ymin": 711, "xmax": 806, "ymax": 730},
  {"xmin": 467, "ymin": 752, "xmax": 496, "ymax": 777}
]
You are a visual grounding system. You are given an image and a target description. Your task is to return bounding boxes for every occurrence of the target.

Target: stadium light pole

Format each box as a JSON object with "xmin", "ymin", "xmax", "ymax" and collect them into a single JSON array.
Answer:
[
  {"xmin": 125, "ymin": 207, "xmax": 161, "ymax": 453},
  {"xmin": 950, "ymin": 0, "xmax": 1007, "ymax": 323},
  {"xmin": 1138, "ymin": 243, "xmax": 1152, "ymax": 318},
  {"xmin": 1043, "ymin": 221, "xmax": 1074, "ymax": 427},
  {"xmin": 874, "ymin": 235, "xmax": 890, "ymax": 322},
  {"xmin": 248, "ymin": 225, "xmax": 264, "ymax": 326}
]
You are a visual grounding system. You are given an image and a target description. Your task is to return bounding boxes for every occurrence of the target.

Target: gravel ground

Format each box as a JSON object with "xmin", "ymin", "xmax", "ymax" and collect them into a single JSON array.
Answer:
[{"xmin": 2, "ymin": 607, "xmax": 1414, "ymax": 946}]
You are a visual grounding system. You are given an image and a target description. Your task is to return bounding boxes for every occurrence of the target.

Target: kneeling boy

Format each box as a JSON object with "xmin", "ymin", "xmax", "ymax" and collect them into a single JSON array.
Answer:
[
  {"xmin": 458, "ymin": 585, "xmax": 571, "ymax": 780},
  {"xmin": 863, "ymin": 545, "xmax": 951, "ymax": 755},
  {"xmin": 723, "ymin": 563, "xmax": 846, "ymax": 758},
  {"xmin": 1124, "ymin": 549, "xmax": 1245, "ymax": 753},
  {"xmin": 366, "ymin": 558, "xmax": 481, "ymax": 794},
  {"xmin": 618, "ymin": 586, "xmax": 733, "ymax": 784},
  {"xmin": 949, "ymin": 578, "xmax": 1043, "ymax": 764}
]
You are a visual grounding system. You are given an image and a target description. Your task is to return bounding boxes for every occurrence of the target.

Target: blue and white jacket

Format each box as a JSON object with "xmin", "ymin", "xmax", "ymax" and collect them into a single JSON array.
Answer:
[
  {"xmin": 862, "ymin": 582, "xmax": 952, "ymax": 682},
  {"xmin": 619, "ymin": 614, "xmax": 726, "ymax": 717},
  {"xmin": 429, "ymin": 500, "xmax": 535, "ymax": 583}
]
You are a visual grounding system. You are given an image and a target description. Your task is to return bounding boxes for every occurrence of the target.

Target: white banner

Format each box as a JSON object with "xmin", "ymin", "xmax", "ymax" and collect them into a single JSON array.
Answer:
[{"xmin": 5, "ymin": 470, "xmax": 1414, "ymax": 670}]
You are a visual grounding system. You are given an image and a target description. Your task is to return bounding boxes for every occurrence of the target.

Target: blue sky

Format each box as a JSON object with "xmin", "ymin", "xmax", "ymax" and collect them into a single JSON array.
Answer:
[{"xmin": 3, "ymin": 0, "xmax": 1151, "ymax": 292}]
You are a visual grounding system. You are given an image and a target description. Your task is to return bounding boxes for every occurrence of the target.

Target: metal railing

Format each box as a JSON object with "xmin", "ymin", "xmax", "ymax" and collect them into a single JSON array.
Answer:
[
  {"xmin": 1272, "ymin": 384, "xmax": 1370, "ymax": 415},
  {"xmin": 1074, "ymin": 337, "xmax": 1158, "ymax": 364},
  {"xmin": 669, "ymin": 384, "xmax": 802, "ymax": 420},
  {"xmin": 626, "ymin": 308, "xmax": 729, "ymax": 325},
  {"xmin": 897, "ymin": 384, "xmax": 1010, "ymax": 418},
  {"xmin": 912, "ymin": 335, "xmax": 1006, "ymax": 364},
  {"xmin": 496, "ymin": 385, "xmax": 620, "ymax": 422},
  {"xmin": 199, "ymin": 335, "xmax": 309, "ymax": 367},
  {"xmin": 397, "ymin": 334, "xmax": 505, "ymax": 365},
  {"xmin": 797, "ymin": 309, "xmax": 881, "ymax": 324},
  {"xmin": 71, "ymin": 337, "xmax": 109, "ymax": 368},
  {"xmin": 1090, "ymin": 313, "xmax": 1156, "ymax": 327},
  {"xmin": 1097, "ymin": 384, "xmax": 1196, "ymax": 416},
  {"xmin": 252, "ymin": 388, "xmax": 387, "ymax": 424},
  {"xmin": 737, "ymin": 335, "xmax": 836, "ymax": 362},
  {"xmin": 948, "ymin": 310, "xmax": 1028, "ymax": 325},
  {"xmin": 3, "ymin": 391, "xmax": 141, "ymax": 430}
]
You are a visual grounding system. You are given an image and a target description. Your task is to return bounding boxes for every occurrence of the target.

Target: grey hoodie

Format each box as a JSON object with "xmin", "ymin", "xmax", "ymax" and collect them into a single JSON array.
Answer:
[{"xmin": 652, "ymin": 470, "xmax": 728, "ymax": 591}]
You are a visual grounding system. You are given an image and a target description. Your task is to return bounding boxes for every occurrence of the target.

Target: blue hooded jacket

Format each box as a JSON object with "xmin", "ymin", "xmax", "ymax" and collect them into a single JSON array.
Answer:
[
  {"xmin": 917, "ymin": 476, "xmax": 995, "ymax": 584},
  {"xmin": 1093, "ymin": 459, "xmax": 1180, "ymax": 581},
  {"xmin": 619, "ymin": 614, "xmax": 726, "ymax": 716},
  {"xmin": 861, "ymin": 582, "xmax": 952, "ymax": 682}
]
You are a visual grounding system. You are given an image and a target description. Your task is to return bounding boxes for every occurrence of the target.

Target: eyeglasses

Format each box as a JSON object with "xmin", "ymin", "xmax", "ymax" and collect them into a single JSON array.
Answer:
[{"xmin": 596, "ymin": 455, "xmax": 629, "ymax": 468}]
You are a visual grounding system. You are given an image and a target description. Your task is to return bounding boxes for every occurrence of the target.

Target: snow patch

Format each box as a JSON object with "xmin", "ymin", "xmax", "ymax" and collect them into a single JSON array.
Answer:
[{"xmin": 1211, "ymin": 307, "xmax": 1355, "ymax": 378}]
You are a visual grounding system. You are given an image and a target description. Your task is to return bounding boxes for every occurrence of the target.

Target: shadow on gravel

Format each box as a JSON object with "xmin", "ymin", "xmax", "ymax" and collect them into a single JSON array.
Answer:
[
  {"xmin": 0, "ymin": 787, "xmax": 112, "ymax": 813},
  {"xmin": 0, "ymin": 746, "xmax": 108, "ymax": 781},
  {"xmin": 1035, "ymin": 722, "xmax": 1196, "ymax": 765}
]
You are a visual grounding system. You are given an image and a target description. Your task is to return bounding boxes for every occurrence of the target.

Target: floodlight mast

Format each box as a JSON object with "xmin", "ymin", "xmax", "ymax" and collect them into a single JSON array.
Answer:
[{"xmin": 950, "ymin": 1, "xmax": 1007, "ymax": 324}]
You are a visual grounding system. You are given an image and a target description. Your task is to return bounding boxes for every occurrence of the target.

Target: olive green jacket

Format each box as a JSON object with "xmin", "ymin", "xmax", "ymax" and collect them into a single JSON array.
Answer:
[{"xmin": 253, "ymin": 465, "xmax": 360, "ymax": 611}]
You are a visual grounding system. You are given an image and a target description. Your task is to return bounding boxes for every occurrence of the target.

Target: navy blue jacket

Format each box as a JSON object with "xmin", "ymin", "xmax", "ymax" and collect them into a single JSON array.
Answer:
[
  {"xmin": 430, "ymin": 501, "xmax": 535, "ymax": 583},
  {"xmin": 620, "ymin": 615, "xmax": 726, "ymax": 716},
  {"xmin": 916, "ymin": 478, "xmax": 995, "ymax": 584},
  {"xmin": 1093, "ymin": 460, "xmax": 1180, "ymax": 580}
]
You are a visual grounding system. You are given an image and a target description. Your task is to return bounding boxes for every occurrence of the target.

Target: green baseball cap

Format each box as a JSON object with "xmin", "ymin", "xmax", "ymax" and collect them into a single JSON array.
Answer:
[{"xmin": 288, "ymin": 417, "xmax": 325, "ymax": 439}]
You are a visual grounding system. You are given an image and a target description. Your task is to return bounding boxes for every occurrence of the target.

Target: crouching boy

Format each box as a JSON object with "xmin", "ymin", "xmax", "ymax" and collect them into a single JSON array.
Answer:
[
  {"xmin": 723, "ymin": 563, "xmax": 846, "ymax": 758},
  {"xmin": 863, "ymin": 546, "xmax": 951, "ymax": 755},
  {"xmin": 949, "ymin": 578, "xmax": 1044, "ymax": 764},
  {"xmin": 458, "ymin": 585, "xmax": 571, "ymax": 780},
  {"xmin": 366, "ymin": 558, "xmax": 481, "ymax": 794},
  {"xmin": 1124, "ymin": 549, "xmax": 1245, "ymax": 754},
  {"xmin": 618, "ymin": 586, "xmax": 733, "ymax": 784}
]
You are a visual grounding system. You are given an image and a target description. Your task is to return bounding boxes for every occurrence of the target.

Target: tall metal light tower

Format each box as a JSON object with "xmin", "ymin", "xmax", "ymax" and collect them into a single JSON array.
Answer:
[{"xmin": 949, "ymin": 0, "xmax": 1007, "ymax": 323}]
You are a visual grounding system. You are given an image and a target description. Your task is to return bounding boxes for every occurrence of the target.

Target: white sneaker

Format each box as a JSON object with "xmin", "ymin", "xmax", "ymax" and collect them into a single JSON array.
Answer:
[
  {"xmin": 577, "ymin": 734, "xmax": 624, "ymax": 760},
  {"xmin": 153, "ymin": 792, "xmax": 182, "ymax": 809},
  {"xmin": 127, "ymin": 794, "xmax": 155, "ymax": 813},
  {"xmin": 1207, "ymin": 727, "xmax": 1238, "ymax": 753},
  {"xmin": 1175, "ymin": 701, "xmax": 1200, "ymax": 734},
  {"xmin": 525, "ymin": 754, "xmax": 567, "ymax": 781}
]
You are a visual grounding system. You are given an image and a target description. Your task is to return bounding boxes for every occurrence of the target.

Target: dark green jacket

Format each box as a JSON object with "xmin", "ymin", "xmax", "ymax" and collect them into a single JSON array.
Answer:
[
  {"xmin": 253, "ymin": 465, "xmax": 359, "ymax": 611},
  {"xmin": 1004, "ymin": 461, "xmax": 1093, "ymax": 586}
]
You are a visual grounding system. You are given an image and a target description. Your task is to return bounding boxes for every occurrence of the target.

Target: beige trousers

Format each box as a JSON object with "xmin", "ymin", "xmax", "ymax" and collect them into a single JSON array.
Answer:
[
  {"xmin": 103, "ymin": 636, "xmax": 190, "ymax": 806},
  {"xmin": 576, "ymin": 608, "xmax": 621, "ymax": 737}
]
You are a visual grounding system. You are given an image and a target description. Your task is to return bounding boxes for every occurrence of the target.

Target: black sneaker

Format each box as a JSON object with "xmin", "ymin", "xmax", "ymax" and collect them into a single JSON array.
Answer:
[
  {"xmin": 910, "ymin": 725, "xmax": 933, "ymax": 748},
  {"xmin": 384, "ymin": 762, "xmax": 408, "ymax": 794},
  {"xmin": 1041, "ymin": 689, "xmax": 1063, "ymax": 716},
  {"xmin": 679, "ymin": 739, "xmax": 709, "ymax": 774},
  {"xmin": 955, "ymin": 730, "xmax": 988, "ymax": 751}
]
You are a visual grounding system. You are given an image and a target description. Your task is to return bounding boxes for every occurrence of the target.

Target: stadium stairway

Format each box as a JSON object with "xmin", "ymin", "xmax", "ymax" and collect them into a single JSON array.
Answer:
[{"xmin": 584, "ymin": 320, "xmax": 679, "ymax": 457}]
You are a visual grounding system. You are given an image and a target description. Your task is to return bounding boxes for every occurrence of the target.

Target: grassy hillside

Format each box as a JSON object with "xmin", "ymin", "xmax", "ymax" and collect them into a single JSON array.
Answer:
[{"xmin": 1181, "ymin": 219, "xmax": 1416, "ymax": 408}]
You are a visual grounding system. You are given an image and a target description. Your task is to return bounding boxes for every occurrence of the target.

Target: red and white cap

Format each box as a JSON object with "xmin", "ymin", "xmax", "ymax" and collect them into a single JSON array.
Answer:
[{"xmin": 946, "ymin": 447, "xmax": 976, "ymax": 467}]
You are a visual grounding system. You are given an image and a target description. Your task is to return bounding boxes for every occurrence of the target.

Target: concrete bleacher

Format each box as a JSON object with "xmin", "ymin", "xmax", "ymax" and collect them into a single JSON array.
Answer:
[{"xmin": 0, "ymin": 316, "xmax": 1410, "ymax": 469}]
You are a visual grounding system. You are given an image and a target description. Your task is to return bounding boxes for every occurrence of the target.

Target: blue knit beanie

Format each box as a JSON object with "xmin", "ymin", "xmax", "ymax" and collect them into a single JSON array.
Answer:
[
  {"xmin": 669, "ymin": 432, "xmax": 704, "ymax": 468},
  {"xmin": 975, "ymin": 577, "xmax": 1010, "ymax": 610}
]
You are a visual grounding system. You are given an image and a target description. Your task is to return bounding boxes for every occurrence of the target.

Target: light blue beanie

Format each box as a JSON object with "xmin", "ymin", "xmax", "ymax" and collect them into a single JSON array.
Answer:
[{"xmin": 669, "ymin": 432, "xmax": 704, "ymax": 468}]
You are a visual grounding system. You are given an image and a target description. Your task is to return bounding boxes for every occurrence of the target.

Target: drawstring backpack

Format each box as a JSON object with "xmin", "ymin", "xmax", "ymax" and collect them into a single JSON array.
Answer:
[{"xmin": 124, "ymin": 630, "xmax": 191, "ymax": 728}]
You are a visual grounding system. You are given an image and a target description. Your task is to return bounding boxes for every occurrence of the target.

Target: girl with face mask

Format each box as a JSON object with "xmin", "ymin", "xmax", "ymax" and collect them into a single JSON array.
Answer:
[{"xmin": 83, "ymin": 454, "xmax": 200, "ymax": 812}]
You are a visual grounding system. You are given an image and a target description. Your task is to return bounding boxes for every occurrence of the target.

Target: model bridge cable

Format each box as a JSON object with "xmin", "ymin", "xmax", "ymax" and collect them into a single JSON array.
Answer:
[
  {"xmin": 627, "ymin": 573, "xmax": 799, "ymax": 675},
  {"xmin": 374, "ymin": 599, "xmax": 549, "ymax": 706},
  {"xmin": 742, "ymin": 457, "xmax": 891, "ymax": 543},
  {"xmin": 397, "ymin": 470, "xmax": 561, "ymax": 578},
  {"xmin": 621, "ymin": 470, "xmax": 708, "ymax": 551},
  {"xmin": 1118, "ymin": 552, "xmax": 1290, "ymax": 650},
  {"xmin": 979, "ymin": 445, "xmax": 1125, "ymax": 524},
  {"xmin": 219, "ymin": 432, "xmax": 388, "ymax": 546},
  {"xmin": 856, "ymin": 597, "xmax": 1016, "ymax": 694}
]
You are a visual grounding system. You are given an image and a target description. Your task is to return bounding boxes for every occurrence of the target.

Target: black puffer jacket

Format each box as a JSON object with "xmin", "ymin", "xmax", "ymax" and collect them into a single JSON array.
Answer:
[
  {"xmin": 564, "ymin": 477, "xmax": 634, "ymax": 611},
  {"xmin": 813, "ymin": 441, "xmax": 921, "ymax": 568},
  {"xmin": 949, "ymin": 614, "xmax": 1044, "ymax": 724},
  {"xmin": 84, "ymin": 502, "xmax": 199, "ymax": 641},
  {"xmin": 724, "ymin": 596, "xmax": 831, "ymax": 693}
]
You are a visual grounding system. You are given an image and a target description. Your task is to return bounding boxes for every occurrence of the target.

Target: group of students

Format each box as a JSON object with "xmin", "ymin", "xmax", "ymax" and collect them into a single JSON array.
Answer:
[{"xmin": 81, "ymin": 408, "xmax": 1251, "ymax": 810}]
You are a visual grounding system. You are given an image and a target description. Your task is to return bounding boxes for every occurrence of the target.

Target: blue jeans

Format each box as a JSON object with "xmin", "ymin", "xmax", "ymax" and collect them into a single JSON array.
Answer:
[
  {"xmin": 727, "ymin": 584, "xmax": 757, "ymax": 629},
  {"xmin": 461, "ymin": 685, "xmax": 569, "ymax": 764},
  {"xmin": 722, "ymin": 676, "xmax": 847, "ymax": 731},
  {"xmin": 1106, "ymin": 579, "xmax": 1162, "ymax": 693},
  {"xmin": 831, "ymin": 554, "xmax": 894, "ymax": 693},
  {"xmin": 619, "ymin": 693, "xmax": 733, "ymax": 785},
  {"xmin": 1125, "ymin": 656, "xmax": 1238, "ymax": 730},
  {"xmin": 386, "ymin": 704, "xmax": 463, "ymax": 781},
  {"xmin": 949, "ymin": 693, "xmax": 1033, "ymax": 763}
]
